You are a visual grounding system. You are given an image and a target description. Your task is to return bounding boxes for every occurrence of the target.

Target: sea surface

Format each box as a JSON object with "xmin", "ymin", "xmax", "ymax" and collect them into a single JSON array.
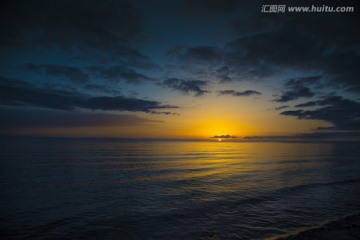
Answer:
[{"xmin": 1, "ymin": 137, "xmax": 360, "ymax": 240}]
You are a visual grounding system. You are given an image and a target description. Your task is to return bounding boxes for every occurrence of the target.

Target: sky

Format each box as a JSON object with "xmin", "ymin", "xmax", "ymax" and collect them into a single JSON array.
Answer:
[{"xmin": 0, "ymin": 0, "xmax": 359, "ymax": 140}]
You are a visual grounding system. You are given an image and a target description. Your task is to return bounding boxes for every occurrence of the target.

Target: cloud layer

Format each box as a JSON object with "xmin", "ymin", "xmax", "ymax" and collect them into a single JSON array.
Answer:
[
  {"xmin": 0, "ymin": 77, "xmax": 177, "ymax": 113},
  {"xmin": 0, "ymin": 0, "xmax": 358, "ymax": 139},
  {"xmin": 281, "ymin": 96, "xmax": 360, "ymax": 131},
  {"xmin": 217, "ymin": 90, "xmax": 261, "ymax": 97},
  {"xmin": 0, "ymin": 108, "xmax": 160, "ymax": 128},
  {"xmin": 160, "ymin": 78, "xmax": 210, "ymax": 96}
]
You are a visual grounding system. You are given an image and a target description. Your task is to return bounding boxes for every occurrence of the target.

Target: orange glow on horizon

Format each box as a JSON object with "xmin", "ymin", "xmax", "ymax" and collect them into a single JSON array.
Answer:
[{"xmin": 181, "ymin": 119, "xmax": 256, "ymax": 139}]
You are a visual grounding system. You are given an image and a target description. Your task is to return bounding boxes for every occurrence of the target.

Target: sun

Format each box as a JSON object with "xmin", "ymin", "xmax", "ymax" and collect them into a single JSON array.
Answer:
[{"xmin": 218, "ymin": 138, "xmax": 222, "ymax": 142}]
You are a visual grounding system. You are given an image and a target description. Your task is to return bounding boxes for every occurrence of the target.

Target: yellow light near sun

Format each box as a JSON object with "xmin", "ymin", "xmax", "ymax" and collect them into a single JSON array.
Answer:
[{"xmin": 184, "ymin": 120, "xmax": 248, "ymax": 138}]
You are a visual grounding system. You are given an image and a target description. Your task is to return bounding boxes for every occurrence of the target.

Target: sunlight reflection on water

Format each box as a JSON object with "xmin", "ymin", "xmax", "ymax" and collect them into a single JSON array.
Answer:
[{"xmin": 1, "ymin": 138, "xmax": 360, "ymax": 239}]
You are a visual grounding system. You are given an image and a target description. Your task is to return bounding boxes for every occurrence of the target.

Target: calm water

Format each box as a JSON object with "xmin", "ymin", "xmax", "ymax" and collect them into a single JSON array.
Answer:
[{"xmin": 1, "ymin": 138, "xmax": 360, "ymax": 240}]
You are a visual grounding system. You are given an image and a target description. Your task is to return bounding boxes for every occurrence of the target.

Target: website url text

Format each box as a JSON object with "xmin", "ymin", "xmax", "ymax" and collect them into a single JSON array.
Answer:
[{"xmin": 261, "ymin": 5, "xmax": 355, "ymax": 13}]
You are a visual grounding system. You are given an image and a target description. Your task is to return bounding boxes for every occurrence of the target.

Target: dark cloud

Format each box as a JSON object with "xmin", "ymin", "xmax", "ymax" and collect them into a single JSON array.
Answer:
[
  {"xmin": 25, "ymin": 63, "xmax": 154, "ymax": 86},
  {"xmin": 177, "ymin": 0, "xmax": 255, "ymax": 28},
  {"xmin": 181, "ymin": 46, "xmax": 222, "ymax": 64},
  {"xmin": 149, "ymin": 111, "xmax": 180, "ymax": 116},
  {"xmin": 168, "ymin": 19, "xmax": 331, "ymax": 81},
  {"xmin": 166, "ymin": 45, "xmax": 224, "ymax": 81},
  {"xmin": 87, "ymin": 65, "xmax": 153, "ymax": 84},
  {"xmin": 283, "ymin": 76, "xmax": 320, "ymax": 88},
  {"xmin": 167, "ymin": 45, "xmax": 222, "ymax": 65},
  {"xmin": 281, "ymin": 96, "xmax": 360, "ymax": 131},
  {"xmin": 77, "ymin": 44, "xmax": 159, "ymax": 69},
  {"xmin": 0, "ymin": 76, "xmax": 32, "ymax": 88},
  {"xmin": 0, "ymin": 77, "xmax": 82, "ymax": 111},
  {"xmin": 0, "ymin": 108, "xmax": 160, "ymax": 129},
  {"xmin": 217, "ymin": 89, "xmax": 261, "ymax": 97},
  {"xmin": 84, "ymin": 83, "xmax": 121, "ymax": 95},
  {"xmin": 216, "ymin": 66, "xmax": 232, "ymax": 82},
  {"xmin": 295, "ymin": 101, "xmax": 317, "ymax": 108},
  {"xmin": 184, "ymin": 0, "xmax": 246, "ymax": 15},
  {"xmin": 0, "ymin": 0, "xmax": 158, "ymax": 69},
  {"xmin": 275, "ymin": 105, "xmax": 289, "ymax": 111},
  {"xmin": 167, "ymin": 9, "xmax": 359, "ymax": 93},
  {"xmin": 0, "ymin": 77, "xmax": 177, "ymax": 113},
  {"xmin": 274, "ymin": 76, "xmax": 320, "ymax": 102},
  {"xmin": 225, "ymin": 26, "xmax": 323, "ymax": 71},
  {"xmin": 244, "ymin": 132, "xmax": 360, "ymax": 142},
  {"xmin": 227, "ymin": 11, "xmax": 359, "ymax": 91},
  {"xmin": 275, "ymin": 87, "xmax": 314, "ymax": 102},
  {"xmin": 0, "ymin": 0, "xmax": 140, "ymax": 46},
  {"xmin": 160, "ymin": 78, "xmax": 210, "ymax": 96},
  {"xmin": 26, "ymin": 63, "xmax": 90, "ymax": 83},
  {"xmin": 211, "ymin": 134, "xmax": 238, "ymax": 139},
  {"xmin": 324, "ymin": 52, "xmax": 360, "ymax": 93},
  {"xmin": 80, "ymin": 96, "xmax": 176, "ymax": 112}
]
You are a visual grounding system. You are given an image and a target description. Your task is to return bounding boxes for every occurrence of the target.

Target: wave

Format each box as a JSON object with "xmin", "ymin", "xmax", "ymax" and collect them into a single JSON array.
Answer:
[
  {"xmin": 273, "ymin": 177, "xmax": 360, "ymax": 195},
  {"xmin": 187, "ymin": 177, "xmax": 360, "ymax": 210},
  {"xmin": 153, "ymin": 177, "xmax": 360, "ymax": 232},
  {"xmin": 273, "ymin": 212, "xmax": 360, "ymax": 240}
]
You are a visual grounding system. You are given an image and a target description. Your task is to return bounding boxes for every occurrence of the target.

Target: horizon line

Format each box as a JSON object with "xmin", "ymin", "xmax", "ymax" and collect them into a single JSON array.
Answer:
[{"xmin": 1, "ymin": 134, "xmax": 359, "ymax": 143}]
